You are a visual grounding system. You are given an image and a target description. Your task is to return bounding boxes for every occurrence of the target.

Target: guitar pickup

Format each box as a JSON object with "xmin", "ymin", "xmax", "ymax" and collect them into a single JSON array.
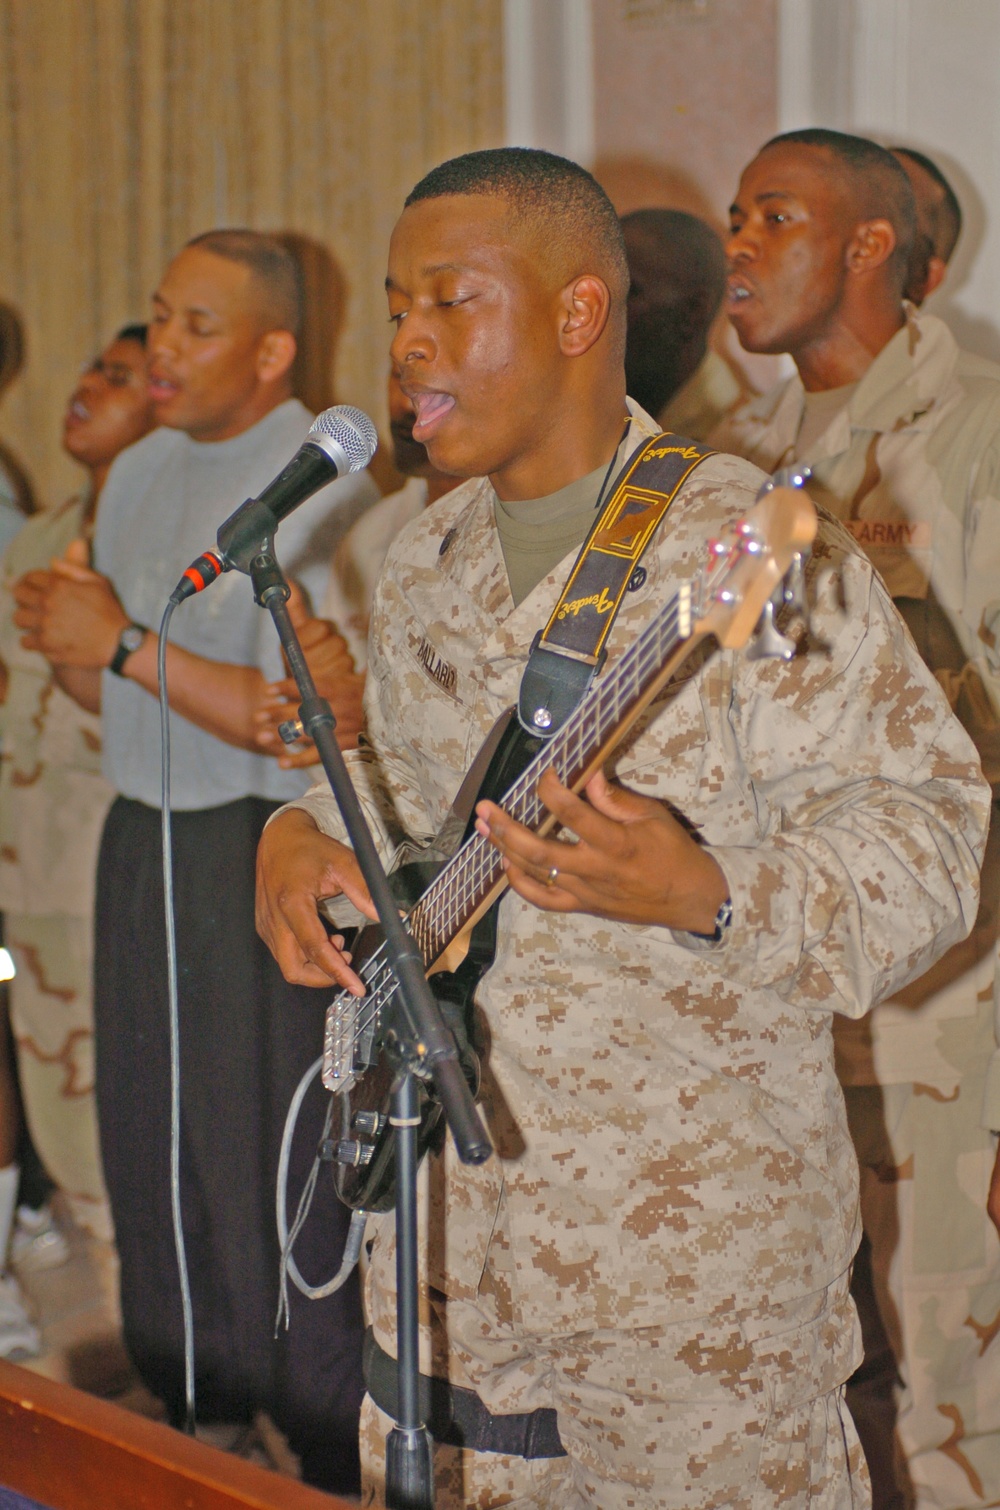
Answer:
[{"xmin": 323, "ymin": 995, "xmax": 359, "ymax": 1093}]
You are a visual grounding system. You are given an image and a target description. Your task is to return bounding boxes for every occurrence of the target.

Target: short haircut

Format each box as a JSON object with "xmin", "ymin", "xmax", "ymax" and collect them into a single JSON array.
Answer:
[
  {"xmin": 405, "ymin": 147, "xmax": 629, "ymax": 348},
  {"xmin": 115, "ymin": 323, "xmax": 148, "ymax": 346},
  {"xmin": 185, "ymin": 229, "xmax": 303, "ymax": 336},
  {"xmin": 889, "ymin": 146, "xmax": 962, "ymax": 263},
  {"xmin": 762, "ymin": 128, "xmax": 917, "ymax": 291},
  {"xmin": 621, "ymin": 208, "xmax": 726, "ymax": 317}
]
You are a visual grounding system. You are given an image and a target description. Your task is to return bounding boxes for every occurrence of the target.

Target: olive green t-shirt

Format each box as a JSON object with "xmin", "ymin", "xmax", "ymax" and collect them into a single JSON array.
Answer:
[
  {"xmin": 795, "ymin": 381, "xmax": 858, "ymax": 457},
  {"xmin": 493, "ymin": 460, "xmax": 612, "ymax": 608}
]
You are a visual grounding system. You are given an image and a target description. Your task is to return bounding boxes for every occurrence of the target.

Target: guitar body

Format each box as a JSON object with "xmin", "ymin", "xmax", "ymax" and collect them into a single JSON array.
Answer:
[{"xmin": 329, "ymin": 715, "xmax": 545, "ymax": 1211}]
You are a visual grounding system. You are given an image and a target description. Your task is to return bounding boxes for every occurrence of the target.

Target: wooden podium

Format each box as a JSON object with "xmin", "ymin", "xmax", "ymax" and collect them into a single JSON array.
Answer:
[{"xmin": 0, "ymin": 1359, "xmax": 354, "ymax": 1509}]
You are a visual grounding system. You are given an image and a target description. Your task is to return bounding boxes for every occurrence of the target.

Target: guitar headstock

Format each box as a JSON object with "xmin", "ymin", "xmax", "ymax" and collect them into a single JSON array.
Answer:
[{"xmin": 695, "ymin": 485, "xmax": 818, "ymax": 657}]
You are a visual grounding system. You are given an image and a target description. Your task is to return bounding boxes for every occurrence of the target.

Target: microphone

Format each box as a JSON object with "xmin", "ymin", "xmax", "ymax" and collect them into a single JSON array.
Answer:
[{"xmin": 171, "ymin": 405, "xmax": 378, "ymax": 603}]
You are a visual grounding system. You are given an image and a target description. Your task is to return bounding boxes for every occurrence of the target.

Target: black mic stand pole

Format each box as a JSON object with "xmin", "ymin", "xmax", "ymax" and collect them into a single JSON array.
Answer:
[{"xmin": 249, "ymin": 550, "xmax": 493, "ymax": 1510}]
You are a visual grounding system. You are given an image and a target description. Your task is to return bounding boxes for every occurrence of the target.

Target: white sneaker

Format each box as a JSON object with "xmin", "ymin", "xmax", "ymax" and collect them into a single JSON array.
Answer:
[
  {"xmin": 0, "ymin": 1272, "xmax": 41, "ymax": 1359},
  {"xmin": 10, "ymin": 1203, "xmax": 70, "ymax": 1273}
]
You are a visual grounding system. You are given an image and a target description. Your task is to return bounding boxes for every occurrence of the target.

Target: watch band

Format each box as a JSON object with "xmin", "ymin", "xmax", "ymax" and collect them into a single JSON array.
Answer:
[
  {"xmin": 689, "ymin": 895, "xmax": 733, "ymax": 945},
  {"xmin": 109, "ymin": 622, "xmax": 148, "ymax": 676},
  {"xmin": 709, "ymin": 896, "xmax": 733, "ymax": 942}
]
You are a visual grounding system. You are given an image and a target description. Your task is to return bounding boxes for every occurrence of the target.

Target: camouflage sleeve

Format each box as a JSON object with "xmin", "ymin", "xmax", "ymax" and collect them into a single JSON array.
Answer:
[
  {"xmin": 931, "ymin": 440, "xmax": 1000, "ymax": 788},
  {"xmin": 673, "ymin": 541, "xmax": 991, "ymax": 1021},
  {"xmin": 935, "ymin": 664, "xmax": 1000, "ymax": 789},
  {"xmin": 984, "ymin": 975, "xmax": 1000, "ymax": 1131},
  {"xmin": 276, "ymin": 551, "xmax": 440, "ymax": 861},
  {"xmin": 287, "ymin": 743, "xmax": 413, "ymax": 865}
]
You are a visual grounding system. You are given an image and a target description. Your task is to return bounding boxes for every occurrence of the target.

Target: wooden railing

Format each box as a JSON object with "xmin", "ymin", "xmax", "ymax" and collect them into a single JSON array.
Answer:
[{"xmin": 0, "ymin": 1359, "xmax": 353, "ymax": 1510}]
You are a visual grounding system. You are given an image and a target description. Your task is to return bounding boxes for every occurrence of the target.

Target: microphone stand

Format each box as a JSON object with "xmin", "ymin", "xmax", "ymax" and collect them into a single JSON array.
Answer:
[{"xmin": 249, "ymin": 550, "xmax": 493, "ymax": 1510}]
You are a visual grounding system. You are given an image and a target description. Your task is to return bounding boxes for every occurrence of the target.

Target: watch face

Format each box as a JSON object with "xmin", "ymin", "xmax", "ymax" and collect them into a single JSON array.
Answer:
[{"xmin": 122, "ymin": 625, "xmax": 145, "ymax": 653}]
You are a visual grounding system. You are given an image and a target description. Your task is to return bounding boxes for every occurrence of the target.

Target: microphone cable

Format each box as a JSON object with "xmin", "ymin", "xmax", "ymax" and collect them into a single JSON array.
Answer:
[
  {"xmin": 157, "ymin": 598, "xmax": 197, "ymax": 1434},
  {"xmin": 274, "ymin": 1056, "xmax": 367, "ymax": 1336},
  {"xmin": 157, "ymin": 596, "xmax": 362, "ymax": 1427}
]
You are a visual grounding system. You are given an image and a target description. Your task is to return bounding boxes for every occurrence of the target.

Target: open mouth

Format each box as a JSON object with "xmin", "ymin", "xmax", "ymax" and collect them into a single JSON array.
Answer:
[
  {"xmin": 410, "ymin": 390, "xmax": 456, "ymax": 441},
  {"xmin": 726, "ymin": 277, "xmax": 754, "ymax": 309},
  {"xmin": 64, "ymin": 399, "xmax": 90, "ymax": 425},
  {"xmin": 149, "ymin": 373, "xmax": 180, "ymax": 403}
]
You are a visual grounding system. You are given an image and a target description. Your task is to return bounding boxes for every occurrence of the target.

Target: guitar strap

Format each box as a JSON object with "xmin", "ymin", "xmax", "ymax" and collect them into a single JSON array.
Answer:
[{"xmin": 517, "ymin": 432, "xmax": 716, "ymax": 737}]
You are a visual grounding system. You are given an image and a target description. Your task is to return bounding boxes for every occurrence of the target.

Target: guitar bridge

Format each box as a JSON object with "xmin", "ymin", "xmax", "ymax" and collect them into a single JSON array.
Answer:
[
  {"xmin": 322, "ymin": 986, "xmax": 382, "ymax": 1093},
  {"xmin": 323, "ymin": 994, "xmax": 359, "ymax": 1093}
]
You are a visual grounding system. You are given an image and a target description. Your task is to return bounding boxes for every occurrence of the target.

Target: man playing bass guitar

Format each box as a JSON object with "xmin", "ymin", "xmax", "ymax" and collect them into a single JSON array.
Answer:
[{"xmin": 256, "ymin": 148, "xmax": 990, "ymax": 1510}]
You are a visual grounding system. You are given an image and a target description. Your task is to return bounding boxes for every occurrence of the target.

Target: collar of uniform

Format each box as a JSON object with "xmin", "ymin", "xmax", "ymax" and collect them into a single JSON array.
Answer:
[
  {"xmin": 459, "ymin": 403, "xmax": 661, "ymax": 674},
  {"xmin": 431, "ymin": 476, "xmax": 513, "ymax": 640},
  {"xmin": 792, "ymin": 306, "xmax": 959, "ymax": 465},
  {"xmin": 844, "ymin": 305, "xmax": 958, "ymax": 435},
  {"xmin": 623, "ymin": 395, "xmax": 663, "ymax": 441}
]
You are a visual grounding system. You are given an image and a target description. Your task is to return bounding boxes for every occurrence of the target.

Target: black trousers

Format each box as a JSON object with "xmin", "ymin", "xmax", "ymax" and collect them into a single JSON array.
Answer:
[{"xmin": 94, "ymin": 795, "xmax": 363, "ymax": 1493}]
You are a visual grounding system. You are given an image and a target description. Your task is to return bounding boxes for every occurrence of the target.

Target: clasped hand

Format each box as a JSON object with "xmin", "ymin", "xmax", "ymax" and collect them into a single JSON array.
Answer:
[
  {"xmin": 13, "ymin": 551, "xmax": 127, "ymax": 668},
  {"xmin": 252, "ymin": 582, "xmax": 366, "ymax": 763}
]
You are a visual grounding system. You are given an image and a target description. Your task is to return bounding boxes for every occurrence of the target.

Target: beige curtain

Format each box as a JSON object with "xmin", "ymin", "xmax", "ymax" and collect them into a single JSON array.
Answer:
[{"xmin": 0, "ymin": 0, "xmax": 504, "ymax": 505}]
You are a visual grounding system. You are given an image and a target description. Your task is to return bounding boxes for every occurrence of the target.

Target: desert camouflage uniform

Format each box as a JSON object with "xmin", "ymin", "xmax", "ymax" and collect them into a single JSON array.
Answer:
[
  {"xmin": 322, "ymin": 477, "xmax": 428, "ymax": 671},
  {"xmin": 714, "ymin": 307, "xmax": 1000, "ymax": 1507},
  {"xmin": 288, "ymin": 406, "xmax": 989, "ymax": 1508},
  {"xmin": 658, "ymin": 348, "xmax": 750, "ymax": 443},
  {"xmin": 0, "ymin": 498, "xmax": 114, "ymax": 1238}
]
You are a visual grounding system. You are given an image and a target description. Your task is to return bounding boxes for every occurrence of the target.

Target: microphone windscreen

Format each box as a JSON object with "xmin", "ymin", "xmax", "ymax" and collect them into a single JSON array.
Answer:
[{"xmin": 309, "ymin": 405, "xmax": 378, "ymax": 472}]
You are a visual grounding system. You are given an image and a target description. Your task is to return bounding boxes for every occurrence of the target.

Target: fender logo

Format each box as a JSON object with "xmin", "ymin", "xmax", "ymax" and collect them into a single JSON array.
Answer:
[
  {"xmin": 642, "ymin": 445, "xmax": 702, "ymax": 461},
  {"xmin": 416, "ymin": 637, "xmax": 457, "ymax": 694},
  {"xmin": 556, "ymin": 587, "xmax": 615, "ymax": 619}
]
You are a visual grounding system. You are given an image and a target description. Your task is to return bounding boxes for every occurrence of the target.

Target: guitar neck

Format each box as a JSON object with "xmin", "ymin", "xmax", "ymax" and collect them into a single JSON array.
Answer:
[{"xmin": 407, "ymin": 581, "xmax": 698, "ymax": 966}]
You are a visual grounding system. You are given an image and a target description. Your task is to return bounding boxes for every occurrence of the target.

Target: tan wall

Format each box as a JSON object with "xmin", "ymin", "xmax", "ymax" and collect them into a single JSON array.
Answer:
[
  {"xmin": 591, "ymin": 0, "xmax": 781, "ymax": 391},
  {"xmin": 0, "ymin": 0, "xmax": 504, "ymax": 509},
  {"xmin": 592, "ymin": 0, "xmax": 777, "ymax": 224}
]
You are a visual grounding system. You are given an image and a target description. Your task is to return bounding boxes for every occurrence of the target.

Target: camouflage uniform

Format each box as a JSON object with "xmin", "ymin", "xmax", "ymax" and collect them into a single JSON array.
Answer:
[
  {"xmin": 0, "ymin": 498, "xmax": 114, "ymax": 1238},
  {"xmin": 288, "ymin": 406, "xmax": 989, "ymax": 1508},
  {"xmin": 322, "ymin": 477, "xmax": 428, "ymax": 671},
  {"xmin": 658, "ymin": 348, "xmax": 750, "ymax": 443},
  {"xmin": 714, "ymin": 307, "xmax": 1000, "ymax": 1507}
]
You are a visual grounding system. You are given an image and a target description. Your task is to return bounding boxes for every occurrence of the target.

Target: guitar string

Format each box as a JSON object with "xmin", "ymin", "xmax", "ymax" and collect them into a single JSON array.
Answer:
[
  {"xmin": 334, "ymin": 590, "xmax": 692, "ymax": 1057},
  {"xmin": 334, "ymin": 622, "xmax": 682, "ymax": 1064},
  {"xmin": 390, "ymin": 592, "xmax": 687, "ymax": 952},
  {"xmin": 341, "ymin": 580, "xmax": 692, "ymax": 1044},
  {"xmin": 329, "ymin": 446, "xmax": 682, "ymax": 1063},
  {"xmin": 343, "ymin": 577, "xmax": 699, "ymax": 1053},
  {"xmin": 333, "ymin": 528, "xmax": 757, "ymax": 1056},
  {"xmin": 330, "ymin": 522, "xmax": 766, "ymax": 1073}
]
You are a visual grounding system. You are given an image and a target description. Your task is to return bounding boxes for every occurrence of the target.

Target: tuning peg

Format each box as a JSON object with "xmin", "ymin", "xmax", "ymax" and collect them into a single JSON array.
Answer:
[
  {"xmin": 781, "ymin": 552, "xmax": 808, "ymax": 615},
  {"xmin": 756, "ymin": 463, "xmax": 812, "ymax": 500},
  {"xmin": 747, "ymin": 597, "xmax": 797, "ymax": 660},
  {"xmin": 775, "ymin": 463, "xmax": 812, "ymax": 491}
]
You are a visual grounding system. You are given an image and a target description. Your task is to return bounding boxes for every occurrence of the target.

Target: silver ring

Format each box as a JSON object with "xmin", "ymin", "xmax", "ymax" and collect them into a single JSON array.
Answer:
[{"xmin": 546, "ymin": 866, "xmax": 559, "ymax": 887}]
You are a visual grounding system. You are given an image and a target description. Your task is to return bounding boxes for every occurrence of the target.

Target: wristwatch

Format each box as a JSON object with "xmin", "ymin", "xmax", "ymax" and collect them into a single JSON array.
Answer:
[{"xmin": 109, "ymin": 622, "xmax": 147, "ymax": 676}]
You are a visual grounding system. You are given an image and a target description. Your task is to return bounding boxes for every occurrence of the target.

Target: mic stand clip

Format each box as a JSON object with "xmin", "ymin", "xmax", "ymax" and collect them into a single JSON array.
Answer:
[{"xmin": 250, "ymin": 550, "xmax": 493, "ymax": 1510}]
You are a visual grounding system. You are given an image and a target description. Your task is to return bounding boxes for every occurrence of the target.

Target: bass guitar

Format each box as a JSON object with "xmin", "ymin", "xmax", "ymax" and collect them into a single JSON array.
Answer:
[{"xmin": 321, "ymin": 483, "xmax": 817, "ymax": 1212}]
